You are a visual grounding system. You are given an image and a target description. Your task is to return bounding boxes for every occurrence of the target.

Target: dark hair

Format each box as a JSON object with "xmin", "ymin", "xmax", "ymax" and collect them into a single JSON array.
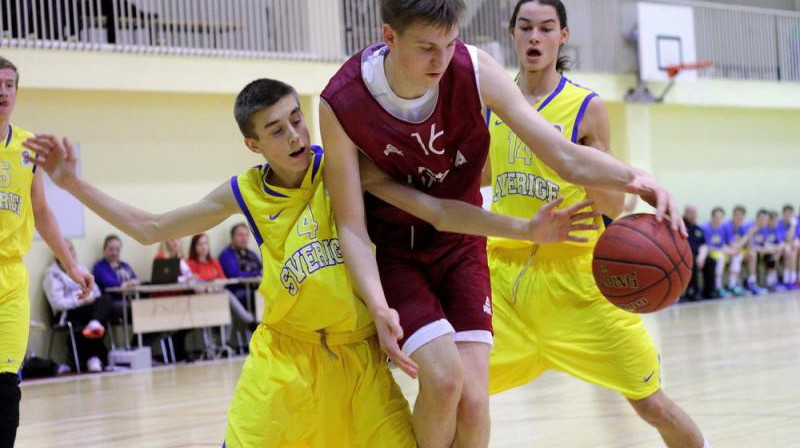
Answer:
[
  {"xmin": 733, "ymin": 205, "xmax": 746, "ymax": 215},
  {"xmin": 509, "ymin": 0, "xmax": 571, "ymax": 73},
  {"xmin": 234, "ymin": 78, "xmax": 297, "ymax": 139},
  {"xmin": 756, "ymin": 208, "xmax": 768, "ymax": 217},
  {"xmin": 189, "ymin": 233, "xmax": 210, "ymax": 262},
  {"xmin": 230, "ymin": 223, "xmax": 249, "ymax": 238},
  {"xmin": 0, "ymin": 57, "xmax": 19, "ymax": 88},
  {"xmin": 103, "ymin": 234, "xmax": 121, "ymax": 250},
  {"xmin": 783, "ymin": 204, "xmax": 794, "ymax": 213},
  {"xmin": 381, "ymin": 0, "xmax": 466, "ymax": 35},
  {"xmin": 711, "ymin": 206, "xmax": 724, "ymax": 217}
]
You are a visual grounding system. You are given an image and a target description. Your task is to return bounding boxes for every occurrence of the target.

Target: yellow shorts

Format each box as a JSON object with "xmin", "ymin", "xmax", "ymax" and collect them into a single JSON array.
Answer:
[
  {"xmin": 488, "ymin": 246, "xmax": 660, "ymax": 400},
  {"xmin": 709, "ymin": 250, "xmax": 728, "ymax": 262},
  {"xmin": 0, "ymin": 260, "xmax": 29, "ymax": 375},
  {"xmin": 224, "ymin": 324, "xmax": 415, "ymax": 448}
]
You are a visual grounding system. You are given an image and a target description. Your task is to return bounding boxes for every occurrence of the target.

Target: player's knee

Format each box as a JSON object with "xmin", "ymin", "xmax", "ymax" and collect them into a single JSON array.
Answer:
[
  {"xmin": 0, "ymin": 373, "xmax": 21, "ymax": 430},
  {"xmin": 457, "ymin": 384, "xmax": 489, "ymax": 425},
  {"xmin": 631, "ymin": 393, "xmax": 678, "ymax": 429},
  {"xmin": 421, "ymin": 362, "xmax": 464, "ymax": 405}
]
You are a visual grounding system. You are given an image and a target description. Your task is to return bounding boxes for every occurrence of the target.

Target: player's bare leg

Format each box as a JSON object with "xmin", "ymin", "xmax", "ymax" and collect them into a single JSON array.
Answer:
[
  {"xmin": 452, "ymin": 342, "xmax": 491, "ymax": 448},
  {"xmin": 410, "ymin": 335, "xmax": 464, "ymax": 448},
  {"xmin": 628, "ymin": 389, "xmax": 707, "ymax": 448},
  {"xmin": 745, "ymin": 249, "xmax": 761, "ymax": 291},
  {"xmin": 782, "ymin": 245, "xmax": 796, "ymax": 286}
]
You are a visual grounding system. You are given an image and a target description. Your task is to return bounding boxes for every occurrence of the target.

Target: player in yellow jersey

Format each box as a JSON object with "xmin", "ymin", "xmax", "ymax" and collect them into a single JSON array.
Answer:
[
  {"xmin": 484, "ymin": 2, "xmax": 713, "ymax": 447},
  {"xmin": 0, "ymin": 57, "xmax": 94, "ymax": 448},
  {"xmin": 26, "ymin": 78, "xmax": 595, "ymax": 448}
]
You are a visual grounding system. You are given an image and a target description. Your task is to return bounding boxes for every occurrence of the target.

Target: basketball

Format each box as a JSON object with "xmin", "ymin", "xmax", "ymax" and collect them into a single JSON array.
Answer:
[{"xmin": 592, "ymin": 214, "xmax": 693, "ymax": 313}]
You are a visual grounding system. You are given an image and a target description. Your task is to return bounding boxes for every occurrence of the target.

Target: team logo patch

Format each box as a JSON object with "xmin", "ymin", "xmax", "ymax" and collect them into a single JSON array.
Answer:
[
  {"xmin": 269, "ymin": 209, "xmax": 284, "ymax": 221},
  {"xmin": 417, "ymin": 167, "xmax": 449, "ymax": 188},
  {"xmin": 483, "ymin": 296, "xmax": 492, "ymax": 316},
  {"xmin": 454, "ymin": 150, "xmax": 467, "ymax": 167},
  {"xmin": 21, "ymin": 150, "xmax": 32, "ymax": 166},
  {"xmin": 384, "ymin": 144, "xmax": 404, "ymax": 157}
]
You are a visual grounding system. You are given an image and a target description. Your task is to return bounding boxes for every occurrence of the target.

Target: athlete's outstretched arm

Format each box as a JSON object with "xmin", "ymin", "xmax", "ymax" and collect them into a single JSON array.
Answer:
[
  {"xmin": 319, "ymin": 99, "xmax": 418, "ymax": 379},
  {"xmin": 24, "ymin": 135, "xmax": 239, "ymax": 245},
  {"xmin": 477, "ymin": 49, "xmax": 685, "ymax": 235},
  {"xmin": 576, "ymin": 96, "xmax": 625, "ymax": 218},
  {"xmin": 31, "ymin": 168, "xmax": 94, "ymax": 298},
  {"xmin": 360, "ymin": 156, "xmax": 598, "ymax": 244}
]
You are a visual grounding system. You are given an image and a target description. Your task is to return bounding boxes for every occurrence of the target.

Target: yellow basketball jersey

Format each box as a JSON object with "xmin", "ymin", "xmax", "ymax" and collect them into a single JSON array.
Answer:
[
  {"xmin": 487, "ymin": 77, "xmax": 603, "ymax": 255},
  {"xmin": 0, "ymin": 124, "xmax": 37, "ymax": 260},
  {"xmin": 231, "ymin": 146, "xmax": 372, "ymax": 334}
]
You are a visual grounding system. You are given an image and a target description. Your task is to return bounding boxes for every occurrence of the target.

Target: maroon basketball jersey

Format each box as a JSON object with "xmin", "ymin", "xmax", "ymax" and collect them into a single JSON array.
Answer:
[{"xmin": 322, "ymin": 41, "xmax": 489, "ymax": 250}]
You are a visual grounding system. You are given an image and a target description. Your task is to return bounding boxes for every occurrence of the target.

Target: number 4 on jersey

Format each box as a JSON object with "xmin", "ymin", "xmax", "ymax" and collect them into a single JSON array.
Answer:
[{"xmin": 297, "ymin": 204, "xmax": 319, "ymax": 240}]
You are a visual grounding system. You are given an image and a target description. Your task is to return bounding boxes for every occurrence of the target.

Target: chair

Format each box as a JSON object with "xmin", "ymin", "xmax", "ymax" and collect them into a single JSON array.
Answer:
[{"xmin": 44, "ymin": 300, "xmax": 81, "ymax": 374}]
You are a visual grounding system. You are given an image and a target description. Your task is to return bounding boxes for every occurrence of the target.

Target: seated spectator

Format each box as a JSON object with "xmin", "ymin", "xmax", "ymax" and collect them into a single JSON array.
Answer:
[
  {"xmin": 188, "ymin": 233, "xmax": 255, "ymax": 325},
  {"xmin": 683, "ymin": 205, "xmax": 709, "ymax": 301},
  {"xmin": 155, "ymin": 238, "xmax": 193, "ymax": 283},
  {"xmin": 766, "ymin": 211, "xmax": 787, "ymax": 291},
  {"xmin": 795, "ymin": 206, "xmax": 800, "ymax": 287},
  {"xmin": 93, "ymin": 235, "xmax": 139, "ymax": 301},
  {"xmin": 748, "ymin": 210, "xmax": 779, "ymax": 293},
  {"xmin": 219, "ymin": 223, "xmax": 262, "ymax": 312},
  {"xmin": 43, "ymin": 240, "xmax": 109, "ymax": 373},
  {"xmin": 701, "ymin": 207, "xmax": 732, "ymax": 298},
  {"xmin": 776, "ymin": 204, "xmax": 798, "ymax": 289},
  {"xmin": 187, "ymin": 234, "xmax": 226, "ymax": 281},
  {"xmin": 721, "ymin": 205, "xmax": 750, "ymax": 296}
]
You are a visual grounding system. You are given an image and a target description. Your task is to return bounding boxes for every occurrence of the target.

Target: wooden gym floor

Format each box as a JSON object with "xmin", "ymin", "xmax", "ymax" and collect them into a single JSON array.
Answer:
[{"xmin": 17, "ymin": 292, "xmax": 800, "ymax": 447}]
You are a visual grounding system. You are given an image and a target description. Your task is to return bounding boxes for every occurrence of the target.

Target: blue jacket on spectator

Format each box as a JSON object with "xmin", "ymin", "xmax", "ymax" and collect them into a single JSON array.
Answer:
[
  {"xmin": 219, "ymin": 246, "xmax": 262, "ymax": 279},
  {"xmin": 92, "ymin": 259, "xmax": 137, "ymax": 297}
]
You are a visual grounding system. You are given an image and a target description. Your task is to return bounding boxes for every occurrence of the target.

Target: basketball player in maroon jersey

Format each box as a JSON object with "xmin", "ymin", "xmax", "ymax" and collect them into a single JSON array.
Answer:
[{"xmin": 319, "ymin": 1, "xmax": 685, "ymax": 447}]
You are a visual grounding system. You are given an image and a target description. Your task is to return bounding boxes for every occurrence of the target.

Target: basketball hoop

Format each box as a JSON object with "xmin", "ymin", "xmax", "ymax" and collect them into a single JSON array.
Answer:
[
  {"xmin": 625, "ymin": 60, "xmax": 714, "ymax": 103},
  {"xmin": 664, "ymin": 60, "xmax": 713, "ymax": 79}
]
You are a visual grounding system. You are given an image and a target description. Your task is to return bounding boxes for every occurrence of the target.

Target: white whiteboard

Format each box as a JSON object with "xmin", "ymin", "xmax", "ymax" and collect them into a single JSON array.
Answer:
[{"xmin": 35, "ymin": 145, "xmax": 85, "ymax": 239}]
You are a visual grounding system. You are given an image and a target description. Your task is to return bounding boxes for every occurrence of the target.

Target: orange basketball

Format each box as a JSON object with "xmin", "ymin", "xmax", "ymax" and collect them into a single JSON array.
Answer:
[{"xmin": 592, "ymin": 213, "xmax": 692, "ymax": 313}]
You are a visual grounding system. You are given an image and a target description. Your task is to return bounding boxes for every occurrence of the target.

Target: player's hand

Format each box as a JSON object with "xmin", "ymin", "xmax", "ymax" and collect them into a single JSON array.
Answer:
[
  {"xmin": 373, "ymin": 307, "xmax": 418, "ymax": 379},
  {"xmin": 22, "ymin": 134, "xmax": 80, "ymax": 188},
  {"xmin": 627, "ymin": 169, "xmax": 688, "ymax": 237},
  {"xmin": 528, "ymin": 198, "xmax": 599, "ymax": 244},
  {"xmin": 66, "ymin": 265, "xmax": 95, "ymax": 300}
]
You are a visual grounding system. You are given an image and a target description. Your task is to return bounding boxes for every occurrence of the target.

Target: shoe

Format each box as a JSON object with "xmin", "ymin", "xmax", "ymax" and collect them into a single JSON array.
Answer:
[
  {"xmin": 746, "ymin": 282, "xmax": 768, "ymax": 295},
  {"xmin": 714, "ymin": 288, "xmax": 731, "ymax": 299},
  {"xmin": 770, "ymin": 283, "xmax": 787, "ymax": 292},
  {"xmin": 730, "ymin": 286, "xmax": 747, "ymax": 297},
  {"xmin": 87, "ymin": 356, "xmax": 103, "ymax": 373},
  {"xmin": 82, "ymin": 320, "xmax": 105, "ymax": 339}
]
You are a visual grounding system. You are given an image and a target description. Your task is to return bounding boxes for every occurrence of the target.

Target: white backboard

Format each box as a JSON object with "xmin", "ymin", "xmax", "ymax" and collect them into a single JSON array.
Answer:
[{"xmin": 637, "ymin": 2, "xmax": 698, "ymax": 82}]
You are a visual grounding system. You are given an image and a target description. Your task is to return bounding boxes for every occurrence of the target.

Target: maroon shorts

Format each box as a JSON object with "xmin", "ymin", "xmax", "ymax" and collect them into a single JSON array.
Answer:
[{"xmin": 376, "ymin": 232, "xmax": 493, "ymax": 353}]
